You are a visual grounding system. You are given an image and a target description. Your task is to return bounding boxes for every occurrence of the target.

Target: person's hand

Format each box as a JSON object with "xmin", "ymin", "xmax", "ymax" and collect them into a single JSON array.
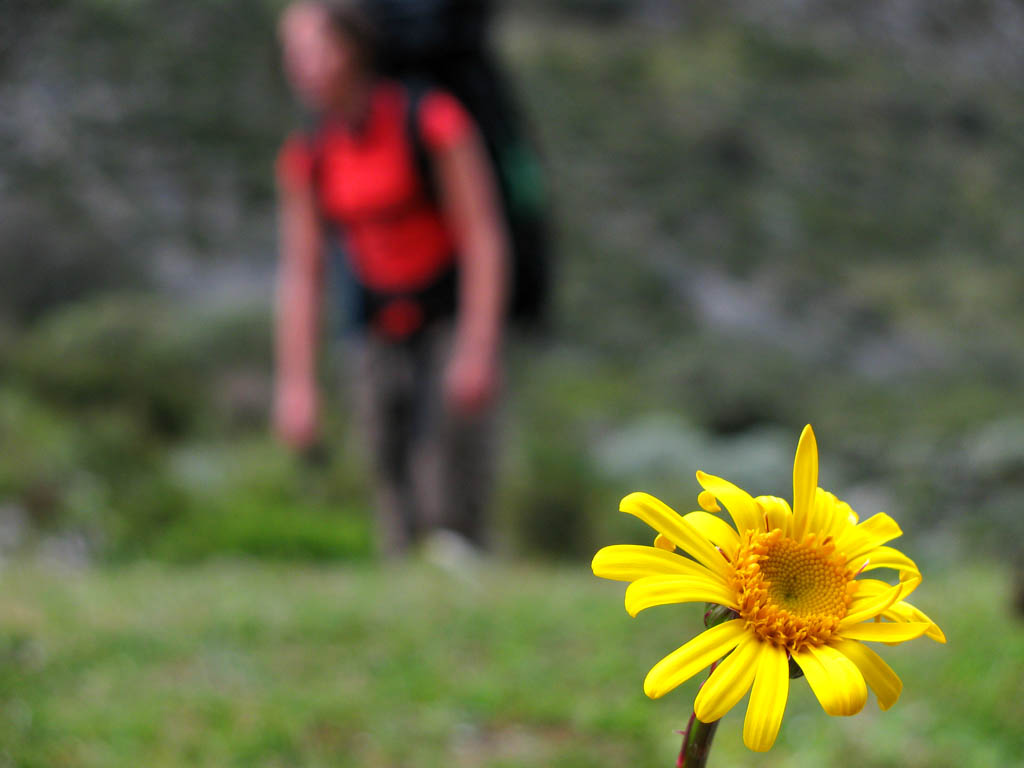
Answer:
[
  {"xmin": 274, "ymin": 377, "xmax": 319, "ymax": 450},
  {"xmin": 444, "ymin": 343, "xmax": 500, "ymax": 416}
]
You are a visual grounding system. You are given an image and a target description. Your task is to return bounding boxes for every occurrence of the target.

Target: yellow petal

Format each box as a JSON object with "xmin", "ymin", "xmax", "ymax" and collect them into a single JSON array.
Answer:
[
  {"xmin": 838, "ymin": 500, "xmax": 859, "ymax": 525},
  {"xmin": 742, "ymin": 642, "xmax": 790, "ymax": 752},
  {"xmin": 838, "ymin": 621, "xmax": 931, "ymax": 644},
  {"xmin": 807, "ymin": 487, "xmax": 838, "ymax": 538},
  {"xmin": 620, "ymin": 492, "xmax": 729, "ymax": 578},
  {"xmin": 848, "ymin": 575, "xmax": 920, "ymax": 604},
  {"xmin": 848, "ymin": 546, "xmax": 921, "ymax": 579},
  {"xmin": 653, "ymin": 534, "xmax": 675, "ymax": 551},
  {"xmin": 683, "ymin": 511, "xmax": 741, "ymax": 558},
  {"xmin": 693, "ymin": 634, "xmax": 760, "ymax": 723},
  {"xmin": 695, "ymin": 471, "xmax": 763, "ymax": 534},
  {"xmin": 882, "ymin": 601, "xmax": 946, "ymax": 643},
  {"xmin": 825, "ymin": 497, "xmax": 860, "ymax": 539},
  {"xmin": 592, "ymin": 545, "xmax": 725, "ymax": 583},
  {"xmin": 791, "ymin": 644, "xmax": 867, "ymax": 716},
  {"xmin": 841, "ymin": 577, "xmax": 920, "ymax": 628},
  {"xmin": 756, "ymin": 495, "xmax": 792, "ymax": 535},
  {"xmin": 791, "ymin": 425, "xmax": 819, "ymax": 541},
  {"xmin": 849, "ymin": 578, "xmax": 896, "ymax": 597},
  {"xmin": 837, "ymin": 513, "xmax": 903, "ymax": 562},
  {"xmin": 832, "ymin": 638, "xmax": 903, "ymax": 711},
  {"xmin": 625, "ymin": 575, "xmax": 739, "ymax": 617},
  {"xmin": 697, "ymin": 490, "xmax": 721, "ymax": 512},
  {"xmin": 644, "ymin": 619, "xmax": 748, "ymax": 699}
]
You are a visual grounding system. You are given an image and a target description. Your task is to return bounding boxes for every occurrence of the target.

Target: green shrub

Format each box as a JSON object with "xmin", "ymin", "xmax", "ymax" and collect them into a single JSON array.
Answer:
[
  {"xmin": 11, "ymin": 297, "xmax": 205, "ymax": 437},
  {"xmin": 154, "ymin": 496, "xmax": 372, "ymax": 562}
]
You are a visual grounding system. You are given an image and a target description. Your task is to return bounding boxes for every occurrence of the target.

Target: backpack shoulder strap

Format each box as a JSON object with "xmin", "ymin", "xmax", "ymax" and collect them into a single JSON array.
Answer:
[{"xmin": 403, "ymin": 80, "xmax": 440, "ymax": 206}]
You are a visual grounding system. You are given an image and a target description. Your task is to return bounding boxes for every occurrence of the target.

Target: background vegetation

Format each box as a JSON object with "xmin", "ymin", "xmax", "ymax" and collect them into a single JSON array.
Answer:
[{"xmin": 1, "ymin": 1, "xmax": 1022, "ymax": 765}]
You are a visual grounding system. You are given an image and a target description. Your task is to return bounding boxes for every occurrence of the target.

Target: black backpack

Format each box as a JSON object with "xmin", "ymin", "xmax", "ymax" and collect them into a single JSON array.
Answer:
[{"xmin": 360, "ymin": 0, "xmax": 552, "ymax": 328}]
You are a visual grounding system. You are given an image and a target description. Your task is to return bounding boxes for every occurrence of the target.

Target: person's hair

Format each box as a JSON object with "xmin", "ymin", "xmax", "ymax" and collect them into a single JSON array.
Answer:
[{"xmin": 322, "ymin": 1, "xmax": 377, "ymax": 69}]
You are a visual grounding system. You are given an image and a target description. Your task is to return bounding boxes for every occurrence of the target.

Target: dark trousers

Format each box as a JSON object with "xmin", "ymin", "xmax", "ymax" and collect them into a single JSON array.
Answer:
[{"xmin": 348, "ymin": 323, "xmax": 499, "ymax": 555}]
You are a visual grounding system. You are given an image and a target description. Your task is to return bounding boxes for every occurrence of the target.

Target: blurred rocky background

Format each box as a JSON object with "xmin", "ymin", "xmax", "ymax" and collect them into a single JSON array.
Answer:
[{"xmin": 2, "ymin": 0, "xmax": 1023, "ymax": 566}]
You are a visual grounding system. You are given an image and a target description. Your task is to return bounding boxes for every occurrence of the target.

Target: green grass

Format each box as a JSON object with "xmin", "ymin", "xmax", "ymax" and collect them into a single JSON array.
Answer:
[{"xmin": 0, "ymin": 557, "xmax": 1019, "ymax": 767}]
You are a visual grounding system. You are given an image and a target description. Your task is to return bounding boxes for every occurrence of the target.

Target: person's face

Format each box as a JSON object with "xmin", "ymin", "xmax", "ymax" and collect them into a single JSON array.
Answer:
[{"xmin": 279, "ymin": 3, "xmax": 359, "ymax": 111}]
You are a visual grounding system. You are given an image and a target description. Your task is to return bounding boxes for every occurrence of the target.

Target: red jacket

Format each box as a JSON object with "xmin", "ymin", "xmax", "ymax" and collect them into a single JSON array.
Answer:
[{"xmin": 278, "ymin": 81, "xmax": 473, "ymax": 297}]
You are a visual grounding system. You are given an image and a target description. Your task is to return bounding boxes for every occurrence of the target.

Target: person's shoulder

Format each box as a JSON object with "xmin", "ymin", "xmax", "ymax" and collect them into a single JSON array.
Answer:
[
  {"xmin": 415, "ymin": 86, "xmax": 473, "ymax": 151},
  {"xmin": 416, "ymin": 85, "xmax": 466, "ymax": 120}
]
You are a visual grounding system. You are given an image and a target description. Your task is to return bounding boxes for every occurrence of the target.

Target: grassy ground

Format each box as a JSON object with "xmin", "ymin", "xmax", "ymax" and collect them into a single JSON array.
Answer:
[{"xmin": 1, "ymin": 555, "xmax": 1019, "ymax": 768}]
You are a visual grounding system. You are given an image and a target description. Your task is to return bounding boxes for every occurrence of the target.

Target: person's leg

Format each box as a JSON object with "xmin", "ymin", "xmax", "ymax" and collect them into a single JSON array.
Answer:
[
  {"xmin": 439, "ymin": 402, "xmax": 498, "ymax": 546},
  {"xmin": 410, "ymin": 323, "xmax": 499, "ymax": 547},
  {"xmin": 349, "ymin": 335, "xmax": 419, "ymax": 556}
]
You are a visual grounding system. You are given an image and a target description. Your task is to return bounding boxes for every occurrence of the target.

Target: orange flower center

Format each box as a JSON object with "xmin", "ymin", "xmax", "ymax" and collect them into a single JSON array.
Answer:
[{"xmin": 731, "ymin": 528, "xmax": 856, "ymax": 652}]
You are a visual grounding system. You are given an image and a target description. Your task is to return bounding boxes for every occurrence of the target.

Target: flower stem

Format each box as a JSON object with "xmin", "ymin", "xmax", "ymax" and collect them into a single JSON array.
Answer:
[
  {"xmin": 677, "ymin": 711, "xmax": 719, "ymax": 768},
  {"xmin": 677, "ymin": 605, "xmax": 733, "ymax": 768}
]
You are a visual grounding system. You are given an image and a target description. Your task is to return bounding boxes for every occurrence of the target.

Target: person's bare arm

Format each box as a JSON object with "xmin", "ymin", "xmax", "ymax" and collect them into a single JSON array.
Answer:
[
  {"xmin": 274, "ymin": 169, "xmax": 324, "ymax": 448},
  {"xmin": 433, "ymin": 128, "xmax": 509, "ymax": 414}
]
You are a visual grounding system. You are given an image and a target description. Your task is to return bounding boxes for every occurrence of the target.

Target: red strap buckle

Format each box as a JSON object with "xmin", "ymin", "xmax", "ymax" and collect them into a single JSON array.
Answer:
[{"xmin": 374, "ymin": 298, "xmax": 425, "ymax": 339}]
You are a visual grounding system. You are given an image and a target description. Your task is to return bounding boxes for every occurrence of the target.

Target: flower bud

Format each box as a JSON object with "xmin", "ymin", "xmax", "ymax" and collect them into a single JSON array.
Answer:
[{"xmin": 703, "ymin": 603, "xmax": 737, "ymax": 628}]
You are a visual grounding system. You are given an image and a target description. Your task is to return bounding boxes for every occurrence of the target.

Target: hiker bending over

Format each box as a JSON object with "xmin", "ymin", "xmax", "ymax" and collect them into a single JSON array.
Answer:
[{"xmin": 273, "ymin": 1, "xmax": 508, "ymax": 554}]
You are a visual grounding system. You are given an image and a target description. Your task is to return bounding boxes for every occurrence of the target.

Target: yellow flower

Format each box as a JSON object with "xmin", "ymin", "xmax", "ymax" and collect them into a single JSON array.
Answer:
[{"xmin": 592, "ymin": 425, "xmax": 945, "ymax": 752}]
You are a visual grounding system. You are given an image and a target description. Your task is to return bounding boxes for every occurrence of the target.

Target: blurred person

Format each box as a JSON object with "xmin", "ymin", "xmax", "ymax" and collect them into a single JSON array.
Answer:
[{"xmin": 273, "ymin": 1, "xmax": 509, "ymax": 555}]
